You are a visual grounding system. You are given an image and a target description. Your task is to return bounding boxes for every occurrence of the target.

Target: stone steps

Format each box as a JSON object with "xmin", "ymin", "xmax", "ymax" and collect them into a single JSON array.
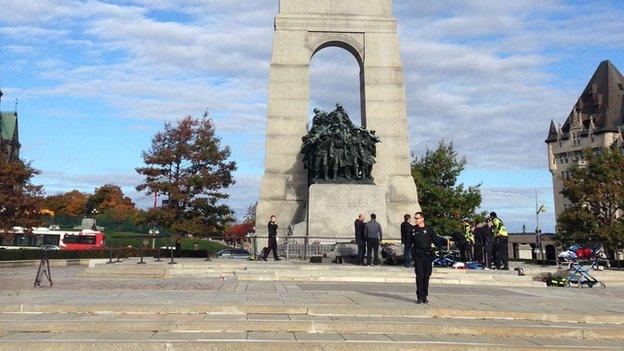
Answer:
[
  {"xmin": 1, "ymin": 311, "xmax": 623, "ymax": 350},
  {"xmin": 2, "ymin": 304, "xmax": 623, "ymax": 324},
  {"xmin": 3, "ymin": 338, "xmax": 623, "ymax": 351},
  {"xmin": 232, "ymin": 272, "xmax": 545, "ymax": 286},
  {"xmin": 77, "ymin": 260, "xmax": 546, "ymax": 287},
  {"xmin": 2, "ymin": 316, "xmax": 623, "ymax": 340}
]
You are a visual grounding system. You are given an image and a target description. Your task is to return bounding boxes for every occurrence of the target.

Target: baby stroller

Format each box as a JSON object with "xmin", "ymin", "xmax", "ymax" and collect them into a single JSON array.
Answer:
[{"xmin": 558, "ymin": 243, "xmax": 607, "ymax": 289}]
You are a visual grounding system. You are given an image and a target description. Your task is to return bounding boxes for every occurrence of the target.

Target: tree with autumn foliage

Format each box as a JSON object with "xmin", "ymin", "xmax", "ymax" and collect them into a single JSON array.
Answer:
[
  {"xmin": 0, "ymin": 153, "xmax": 44, "ymax": 238},
  {"xmin": 556, "ymin": 145, "xmax": 624, "ymax": 257},
  {"xmin": 225, "ymin": 221, "xmax": 254, "ymax": 244},
  {"xmin": 43, "ymin": 190, "xmax": 90, "ymax": 218},
  {"xmin": 87, "ymin": 184, "xmax": 139, "ymax": 221},
  {"xmin": 136, "ymin": 113, "xmax": 237, "ymax": 237}
]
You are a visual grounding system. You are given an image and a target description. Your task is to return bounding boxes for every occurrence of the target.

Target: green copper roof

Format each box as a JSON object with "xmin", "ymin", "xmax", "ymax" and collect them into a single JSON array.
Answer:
[{"xmin": 1, "ymin": 111, "xmax": 18, "ymax": 141}]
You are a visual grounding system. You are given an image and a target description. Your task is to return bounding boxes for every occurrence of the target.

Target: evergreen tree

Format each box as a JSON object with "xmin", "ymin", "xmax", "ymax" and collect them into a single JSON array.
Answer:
[
  {"xmin": 136, "ymin": 113, "xmax": 237, "ymax": 237},
  {"xmin": 411, "ymin": 140, "xmax": 482, "ymax": 236}
]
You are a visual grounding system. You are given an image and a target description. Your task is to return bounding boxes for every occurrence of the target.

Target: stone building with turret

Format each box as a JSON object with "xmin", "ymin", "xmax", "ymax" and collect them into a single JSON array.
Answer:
[{"xmin": 546, "ymin": 60, "xmax": 624, "ymax": 220}]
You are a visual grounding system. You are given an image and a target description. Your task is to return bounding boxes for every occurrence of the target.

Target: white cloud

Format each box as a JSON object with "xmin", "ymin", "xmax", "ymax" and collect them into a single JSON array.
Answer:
[
  {"xmin": 3, "ymin": 0, "xmax": 623, "ymax": 227},
  {"xmin": 480, "ymin": 187, "xmax": 555, "ymax": 232}
]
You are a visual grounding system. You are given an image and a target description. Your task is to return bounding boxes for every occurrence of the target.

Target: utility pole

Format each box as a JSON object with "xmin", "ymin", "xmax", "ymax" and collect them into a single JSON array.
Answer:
[{"xmin": 535, "ymin": 188, "xmax": 546, "ymax": 265}]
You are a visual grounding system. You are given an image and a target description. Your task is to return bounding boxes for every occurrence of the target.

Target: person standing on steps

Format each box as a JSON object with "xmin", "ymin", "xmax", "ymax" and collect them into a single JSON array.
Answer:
[
  {"xmin": 364, "ymin": 213, "xmax": 383, "ymax": 266},
  {"xmin": 461, "ymin": 218, "xmax": 474, "ymax": 262},
  {"xmin": 262, "ymin": 215, "xmax": 281, "ymax": 261},
  {"xmin": 412, "ymin": 212, "xmax": 441, "ymax": 304},
  {"xmin": 354, "ymin": 213, "xmax": 366, "ymax": 265},
  {"xmin": 483, "ymin": 217, "xmax": 495, "ymax": 269},
  {"xmin": 490, "ymin": 211, "xmax": 508, "ymax": 270},
  {"xmin": 401, "ymin": 214, "xmax": 413, "ymax": 268}
]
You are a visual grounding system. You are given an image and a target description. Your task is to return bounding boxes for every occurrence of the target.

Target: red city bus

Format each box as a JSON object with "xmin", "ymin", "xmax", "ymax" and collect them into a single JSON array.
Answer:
[
  {"xmin": 61, "ymin": 231, "xmax": 106, "ymax": 250},
  {"xmin": 0, "ymin": 227, "xmax": 105, "ymax": 250}
]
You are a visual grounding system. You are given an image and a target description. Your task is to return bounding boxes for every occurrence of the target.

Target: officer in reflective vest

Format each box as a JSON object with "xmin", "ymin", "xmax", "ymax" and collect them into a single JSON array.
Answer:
[
  {"xmin": 490, "ymin": 211, "xmax": 508, "ymax": 270},
  {"xmin": 461, "ymin": 219, "xmax": 474, "ymax": 262}
]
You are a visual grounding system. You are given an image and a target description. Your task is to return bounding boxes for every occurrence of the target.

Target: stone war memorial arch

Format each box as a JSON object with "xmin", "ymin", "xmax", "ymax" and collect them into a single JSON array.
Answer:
[{"xmin": 256, "ymin": 0, "xmax": 420, "ymax": 241}]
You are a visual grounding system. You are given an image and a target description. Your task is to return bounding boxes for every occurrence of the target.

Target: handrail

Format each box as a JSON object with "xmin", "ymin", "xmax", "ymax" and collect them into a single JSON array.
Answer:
[{"xmin": 102, "ymin": 246, "xmax": 115, "ymax": 264}]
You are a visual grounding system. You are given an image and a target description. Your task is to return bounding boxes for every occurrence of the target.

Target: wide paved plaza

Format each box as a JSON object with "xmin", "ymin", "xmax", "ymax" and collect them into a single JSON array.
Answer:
[{"xmin": 1, "ymin": 260, "xmax": 623, "ymax": 350}]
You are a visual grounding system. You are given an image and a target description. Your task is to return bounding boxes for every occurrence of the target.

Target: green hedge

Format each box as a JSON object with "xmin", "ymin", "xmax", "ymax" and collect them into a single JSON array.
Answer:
[
  {"xmin": 106, "ymin": 236, "xmax": 228, "ymax": 251},
  {"xmin": 0, "ymin": 249, "xmax": 114, "ymax": 261},
  {"xmin": 0, "ymin": 246, "xmax": 231, "ymax": 261}
]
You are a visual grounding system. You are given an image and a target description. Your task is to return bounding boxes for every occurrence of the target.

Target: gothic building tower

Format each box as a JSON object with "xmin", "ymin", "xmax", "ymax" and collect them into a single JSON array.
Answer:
[
  {"xmin": 0, "ymin": 83, "xmax": 20, "ymax": 161},
  {"xmin": 546, "ymin": 60, "xmax": 624, "ymax": 219}
]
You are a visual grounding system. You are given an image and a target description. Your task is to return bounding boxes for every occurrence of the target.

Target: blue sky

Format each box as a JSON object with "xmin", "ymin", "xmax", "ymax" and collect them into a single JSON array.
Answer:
[{"xmin": 1, "ymin": 0, "xmax": 623, "ymax": 232}]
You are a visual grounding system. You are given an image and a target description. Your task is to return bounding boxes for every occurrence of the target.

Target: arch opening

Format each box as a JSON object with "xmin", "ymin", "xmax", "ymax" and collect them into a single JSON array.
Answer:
[{"xmin": 309, "ymin": 44, "xmax": 365, "ymax": 129}]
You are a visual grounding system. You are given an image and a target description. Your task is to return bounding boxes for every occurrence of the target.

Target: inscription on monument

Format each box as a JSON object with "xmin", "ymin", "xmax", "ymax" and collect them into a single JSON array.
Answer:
[
  {"xmin": 323, "ymin": 196, "xmax": 368, "ymax": 209},
  {"xmin": 308, "ymin": 183, "xmax": 387, "ymax": 238}
]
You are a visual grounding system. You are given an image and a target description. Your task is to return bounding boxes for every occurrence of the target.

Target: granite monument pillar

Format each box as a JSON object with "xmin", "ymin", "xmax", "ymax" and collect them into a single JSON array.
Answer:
[{"xmin": 256, "ymin": 0, "xmax": 420, "ymax": 241}]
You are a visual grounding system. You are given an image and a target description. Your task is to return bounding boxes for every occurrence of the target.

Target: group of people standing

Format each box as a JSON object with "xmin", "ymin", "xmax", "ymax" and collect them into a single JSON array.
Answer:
[
  {"xmin": 396, "ymin": 211, "xmax": 510, "ymax": 303},
  {"xmin": 266, "ymin": 210, "xmax": 510, "ymax": 305},
  {"xmin": 355, "ymin": 211, "xmax": 442, "ymax": 303},
  {"xmin": 457, "ymin": 212, "xmax": 509, "ymax": 270},
  {"xmin": 353, "ymin": 213, "xmax": 384, "ymax": 266}
]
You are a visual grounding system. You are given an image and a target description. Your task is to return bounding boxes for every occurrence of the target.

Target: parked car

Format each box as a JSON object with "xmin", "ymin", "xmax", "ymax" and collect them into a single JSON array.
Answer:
[{"xmin": 216, "ymin": 248, "xmax": 251, "ymax": 259}]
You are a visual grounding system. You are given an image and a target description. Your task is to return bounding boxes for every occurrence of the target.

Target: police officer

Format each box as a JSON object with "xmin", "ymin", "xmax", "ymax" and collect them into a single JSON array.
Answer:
[
  {"xmin": 473, "ymin": 221, "xmax": 484, "ymax": 263},
  {"xmin": 411, "ymin": 212, "xmax": 439, "ymax": 304},
  {"xmin": 354, "ymin": 213, "xmax": 366, "ymax": 265},
  {"xmin": 400, "ymin": 214, "xmax": 413, "ymax": 268},
  {"xmin": 262, "ymin": 215, "xmax": 281, "ymax": 261},
  {"xmin": 490, "ymin": 212, "xmax": 508, "ymax": 270},
  {"xmin": 461, "ymin": 218, "xmax": 474, "ymax": 262},
  {"xmin": 483, "ymin": 218, "xmax": 495, "ymax": 269}
]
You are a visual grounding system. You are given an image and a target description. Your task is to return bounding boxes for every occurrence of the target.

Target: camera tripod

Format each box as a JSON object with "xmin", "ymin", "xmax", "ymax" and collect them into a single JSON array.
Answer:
[{"xmin": 34, "ymin": 248, "xmax": 53, "ymax": 288}]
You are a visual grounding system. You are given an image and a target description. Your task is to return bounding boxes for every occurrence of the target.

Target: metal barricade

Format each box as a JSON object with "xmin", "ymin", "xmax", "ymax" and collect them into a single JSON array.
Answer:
[{"xmin": 281, "ymin": 237, "xmax": 339, "ymax": 259}]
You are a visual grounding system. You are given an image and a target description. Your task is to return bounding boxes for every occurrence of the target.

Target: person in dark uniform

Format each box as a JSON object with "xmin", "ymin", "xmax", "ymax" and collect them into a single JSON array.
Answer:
[
  {"xmin": 490, "ymin": 212, "xmax": 509, "ymax": 270},
  {"xmin": 400, "ymin": 214, "xmax": 413, "ymax": 267},
  {"xmin": 483, "ymin": 218, "xmax": 495, "ymax": 269},
  {"xmin": 354, "ymin": 213, "xmax": 366, "ymax": 265},
  {"xmin": 412, "ymin": 212, "xmax": 441, "ymax": 304},
  {"xmin": 262, "ymin": 215, "xmax": 281, "ymax": 261},
  {"xmin": 473, "ymin": 221, "xmax": 484, "ymax": 263}
]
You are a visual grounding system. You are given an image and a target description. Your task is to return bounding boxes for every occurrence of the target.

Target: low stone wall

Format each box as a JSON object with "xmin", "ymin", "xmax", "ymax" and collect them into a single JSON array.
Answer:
[{"xmin": 0, "ymin": 258, "xmax": 108, "ymax": 269}]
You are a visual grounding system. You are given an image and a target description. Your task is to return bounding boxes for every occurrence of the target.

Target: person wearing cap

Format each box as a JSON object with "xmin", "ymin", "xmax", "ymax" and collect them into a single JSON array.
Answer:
[{"xmin": 489, "ymin": 211, "xmax": 509, "ymax": 270}]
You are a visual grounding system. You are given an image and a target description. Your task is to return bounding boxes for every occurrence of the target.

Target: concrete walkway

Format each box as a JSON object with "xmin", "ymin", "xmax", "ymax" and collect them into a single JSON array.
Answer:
[{"xmin": 1, "ymin": 262, "xmax": 624, "ymax": 350}]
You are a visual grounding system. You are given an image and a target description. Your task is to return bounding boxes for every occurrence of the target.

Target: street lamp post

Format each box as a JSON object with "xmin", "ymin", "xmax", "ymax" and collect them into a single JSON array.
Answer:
[
  {"xmin": 536, "ymin": 203, "xmax": 546, "ymax": 265},
  {"xmin": 148, "ymin": 227, "xmax": 161, "ymax": 262},
  {"xmin": 149, "ymin": 227, "xmax": 160, "ymax": 249}
]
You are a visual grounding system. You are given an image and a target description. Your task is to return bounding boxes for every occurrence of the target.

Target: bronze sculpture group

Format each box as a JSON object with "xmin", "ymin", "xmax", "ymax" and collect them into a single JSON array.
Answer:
[{"xmin": 301, "ymin": 104, "xmax": 380, "ymax": 183}]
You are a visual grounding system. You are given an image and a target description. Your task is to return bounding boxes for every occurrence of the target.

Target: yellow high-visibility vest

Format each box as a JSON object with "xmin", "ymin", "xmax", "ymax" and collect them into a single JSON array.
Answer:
[
  {"xmin": 463, "ymin": 224, "xmax": 474, "ymax": 243},
  {"xmin": 492, "ymin": 218, "xmax": 508, "ymax": 237}
]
